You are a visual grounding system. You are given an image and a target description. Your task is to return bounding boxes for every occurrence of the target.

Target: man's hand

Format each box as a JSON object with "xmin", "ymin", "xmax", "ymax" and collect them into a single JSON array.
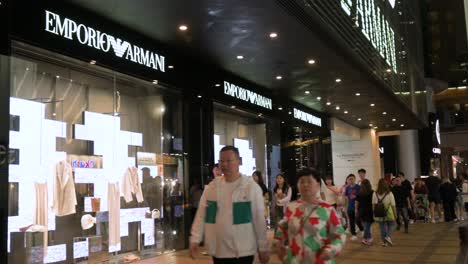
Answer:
[
  {"xmin": 189, "ymin": 242, "xmax": 199, "ymax": 259},
  {"xmin": 258, "ymin": 251, "xmax": 270, "ymax": 264},
  {"xmin": 318, "ymin": 248, "xmax": 333, "ymax": 260}
]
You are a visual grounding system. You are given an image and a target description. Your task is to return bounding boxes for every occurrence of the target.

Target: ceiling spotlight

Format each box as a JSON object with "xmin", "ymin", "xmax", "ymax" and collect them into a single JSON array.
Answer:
[
  {"xmin": 278, "ymin": 107, "xmax": 283, "ymax": 110},
  {"xmin": 305, "ymin": 91, "xmax": 310, "ymax": 94},
  {"xmin": 382, "ymin": 112, "xmax": 387, "ymax": 115},
  {"xmin": 316, "ymin": 96, "xmax": 321, "ymax": 100},
  {"xmin": 326, "ymin": 102, "xmax": 331, "ymax": 106},
  {"xmin": 370, "ymin": 103, "xmax": 375, "ymax": 107},
  {"xmin": 335, "ymin": 78, "xmax": 342, "ymax": 83},
  {"xmin": 276, "ymin": 75, "xmax": 283, "ymax": 80},
  {"xmin": 168, "ymin": 65, "xmax": 174, "ymax": 69},
  {"xmin": 335, "ymin": 106, "xmax": 340, "ymax": 110},
  {"xmin": 215, "ymin": 83, "xmax": 221, "ymax": 87},
  {"xmin": 369, "ymin": 124, "xmax": 373, "ymax": 127},
  {"xmin": 269, "ymin": 32, "xmax": 278, "ymax": 38},
  {"xmin": 392, "ymin": 118, "xmax": 396, "ymax": 122},
  {"xmin": 236, "ymin": 55, "xmax": 244, "ymax": 60},
  {"xmin": 386, "ymin": 69, "xmax": 392, "ymax": 73},
  {"xmin": 197, "ymin": 95, "xmax": 202, "ymax": 98},
  {"xmin": 230, "ymin": 105, "xmax": 236, "ymax": 109},
  {"xmin": 357, "ymin": 118, "xmax": 362, "ymax": 121},
  {"xmin": 344, "ymin": 110, "xmax": 348, "ymax": 114},
  {"xmin": 455, "ymin": 113, "xmax": 458, "ymax": 116},
  {"xmin": 355, "ymin": 93, "xmax": 361, "ymax": 96},
  {"xmin": 308, "ymin": 59, "xmax": 316, "ymax": 65},
  {"xmin": 56, "ymin": 75, "xmax": 60, "ymax": 79},
  {"xmin": 288, "ymin": 111, "xmax": 292, "ymax": 115},
  {"xmin": 153, "ymin": 80, "xmax": 158, "ymax": 84},
  {"xmin": 281, "ymin": 121, "xmax": 285, "ymax": 124},
  {"xmin": 179, "ymin": 24, "xmax": 188, "ymax": 31},
  {"xmin": 90, "ymin": 60, "xmax": 96, "ymax": 65},
  {"xmin": 400, "ymin": 124, "xmax": 405, "ymax": 127},
  {"xmin": 258, "ymin": 113, "xmax": 263, "ymax": 117}
]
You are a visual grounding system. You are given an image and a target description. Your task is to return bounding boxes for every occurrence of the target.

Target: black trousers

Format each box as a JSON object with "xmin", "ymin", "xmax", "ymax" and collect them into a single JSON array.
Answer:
[
  {"xmin": 348, "ymin": 210, "xmax": 363, "ymax": 236},
  {"xmin": 443, "ymin": 200, "xmax": 456, "ymax": 221},
  {"xmin": 213, "ymin": 255, "xmax": 254, "ymax": 264}
]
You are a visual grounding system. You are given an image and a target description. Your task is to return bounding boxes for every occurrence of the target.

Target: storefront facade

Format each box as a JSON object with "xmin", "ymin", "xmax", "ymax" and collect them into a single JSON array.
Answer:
[{"xmin": 1, "ymin": 1, "xmax": 332, "ymax": 263}]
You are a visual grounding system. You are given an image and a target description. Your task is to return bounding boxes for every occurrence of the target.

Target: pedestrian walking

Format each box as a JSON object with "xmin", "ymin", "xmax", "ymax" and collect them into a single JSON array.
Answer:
[
  {"xmin": 190, "ymin": 146, "xmax": 269, "ymax": 264},
  {"xmin": 373, "ymin": 179, "xmax": 397, "ymax": 247},
  {"xmin": 392, "ymin": 177, "xmax": 411, "ymax": 233},
  {"xmin": 356, "ymin": 179, "xmax": 374, "ymax": 245},
  {"xmin": 274, "ymin": 168, "xmax": 346, "ymax": 263},
  {"xmin": 345, "ymin": 174, "xmax": 363, "ymax": 241}
]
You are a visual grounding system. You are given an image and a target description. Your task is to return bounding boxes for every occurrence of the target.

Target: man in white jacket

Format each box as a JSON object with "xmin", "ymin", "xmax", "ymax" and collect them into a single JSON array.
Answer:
[{"xmin": 190, "ymin": 146, "xmax": 270, "ymax": 264}]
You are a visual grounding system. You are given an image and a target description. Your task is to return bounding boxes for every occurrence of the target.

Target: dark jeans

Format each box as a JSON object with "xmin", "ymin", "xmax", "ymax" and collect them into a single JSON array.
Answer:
[
  {"xmin": 348, "ymin": 209, "xmax": 363, "ymax": 236},
  {"xmin": 213, "ymin": 255, "xmax": 254, "ymax": 264},
  {"xmin": 362, "ymin": 221, "xmax": 372, "ymax": 240},
  {"xmin": 443, "ymin": 200, "xmax": 456, "ymax": 221},
  {"xmin": 396, "ymin": 207, "xmax": 409, "ymax": 232}
]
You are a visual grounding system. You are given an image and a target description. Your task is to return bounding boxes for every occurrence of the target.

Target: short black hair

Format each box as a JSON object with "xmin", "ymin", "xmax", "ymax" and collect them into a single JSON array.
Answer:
[
  {"xmin": 358, "ymin": 168, "xmax": 366, "ymax": 173},
  {"xmin": 398, "ymin": 172, "xmax": 405, "ymax": 177},
  {"xmin": 220, "ymin": 145, "xmax": 240, "ymax": 159},
  {"xmin": 297, "ymin": 168, "xmax": 321, "ymax": 183}
]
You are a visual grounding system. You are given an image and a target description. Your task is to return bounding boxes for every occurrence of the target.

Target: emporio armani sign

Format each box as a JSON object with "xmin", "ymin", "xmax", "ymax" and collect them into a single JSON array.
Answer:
[
  {"xmin": 223, "ymin": 81, "xmax": 272, "ymax": 110},
  {"xmin": 45, "ymin": 10, "xmax": 166, "ymax": 72},
  {"xmin": 293, "ymin": 108, "xmax": 322, "ymax": 127}
]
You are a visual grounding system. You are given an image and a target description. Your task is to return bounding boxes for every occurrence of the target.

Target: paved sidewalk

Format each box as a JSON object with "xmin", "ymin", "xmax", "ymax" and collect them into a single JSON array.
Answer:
[{"xmin": 134, "ymin": 221, "xmax": 461, "ymax": 264}]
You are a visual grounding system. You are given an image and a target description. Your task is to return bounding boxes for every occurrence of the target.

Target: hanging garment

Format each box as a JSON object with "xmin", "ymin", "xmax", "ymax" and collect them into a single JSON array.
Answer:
[
  {"xmin": 34, "ymin": 182, "xmax": 48, "ymax": 256},
  {"xmin": 122, "ymin": 167, "xmax": 144, "ymax": 203},
  {"xmin": 52, "ymin": 161, "xmax": 77, "ymax": 216},
  {"xmin": 108, "ymin": 182, "xmax": 121, "ymax": 246}
]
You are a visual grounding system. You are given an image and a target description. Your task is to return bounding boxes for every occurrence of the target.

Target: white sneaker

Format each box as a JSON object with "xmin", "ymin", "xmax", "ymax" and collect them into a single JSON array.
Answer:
[
  {"xmin": 351, "ymin": 236, "xmax": 358, "ymax": 241},
  {"xmin": 384, "ymin": 237, "xmax": 393, "ymax": 246},
  {"xmin": 431, "ymin": 219, "xmax": 436, "ymax": 224}
]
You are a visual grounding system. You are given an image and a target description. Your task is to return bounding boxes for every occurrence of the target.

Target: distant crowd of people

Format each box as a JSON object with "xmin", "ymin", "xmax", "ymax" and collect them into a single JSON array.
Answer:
[{"xmin": 188, "ymin": 145, "xmax": 468, "ymax": 263}]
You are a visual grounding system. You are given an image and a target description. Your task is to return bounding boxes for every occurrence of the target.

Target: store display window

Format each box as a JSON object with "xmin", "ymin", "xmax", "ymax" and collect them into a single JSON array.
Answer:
[{"xmin": 7, "ymin": 43, "xmax": 186, "ymax": 263}]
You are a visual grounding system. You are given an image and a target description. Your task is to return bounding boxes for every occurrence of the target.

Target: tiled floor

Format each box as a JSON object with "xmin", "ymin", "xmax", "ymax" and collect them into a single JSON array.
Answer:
[{"xmin": 124, "ymin": 221, "xmax": 463, "ymax": 263}]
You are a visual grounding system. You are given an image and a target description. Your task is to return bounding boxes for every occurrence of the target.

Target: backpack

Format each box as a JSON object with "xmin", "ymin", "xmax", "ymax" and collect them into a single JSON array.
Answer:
[{"xmin": 374, "ymin": 193, "xmax": 388, "ymax": 218}]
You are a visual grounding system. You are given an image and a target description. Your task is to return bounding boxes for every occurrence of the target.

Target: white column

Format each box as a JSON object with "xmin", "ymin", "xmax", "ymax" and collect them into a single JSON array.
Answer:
[{"xmin": 397, "ymin": 129, "xmax": 421, "ymax": 182}]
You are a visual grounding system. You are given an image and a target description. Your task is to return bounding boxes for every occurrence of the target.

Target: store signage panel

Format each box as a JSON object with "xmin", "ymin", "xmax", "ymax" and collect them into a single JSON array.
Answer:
[
  {"xmin": 340, "ymin": 0, "xmax": 397, "ymax": 72},
  {"xmin": 223, "ymin": 81, "xmax": 272, "ymax": 110},
  {"xmin": 432, "ymin": 148, "xmax": 441, "ymax": 154},
  {"xmin": 293, "ymin": 108, "xmax": 322, "ymax": 127},
  {"xmin": 44, "ymin": 10, "xmax": 166, "ymax": 73}
]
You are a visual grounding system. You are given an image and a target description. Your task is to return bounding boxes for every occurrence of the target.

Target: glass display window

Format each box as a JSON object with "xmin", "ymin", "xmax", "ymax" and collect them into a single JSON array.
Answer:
[{"xmin": 8, "ymin": 43, "xmax": 186, "ymax": 263}]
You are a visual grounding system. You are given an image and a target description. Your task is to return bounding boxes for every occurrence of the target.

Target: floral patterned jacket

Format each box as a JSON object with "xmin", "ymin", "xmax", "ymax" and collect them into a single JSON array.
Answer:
[{"xmin": 274, "ymin": 200, "xmax": 346, "ymax": 264}]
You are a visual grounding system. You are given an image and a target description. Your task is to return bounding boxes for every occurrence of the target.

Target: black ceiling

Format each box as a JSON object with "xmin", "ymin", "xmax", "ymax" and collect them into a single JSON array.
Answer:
[{"xmin": 66, "ymin": 0, "xmax": 425, "ymax": 131}]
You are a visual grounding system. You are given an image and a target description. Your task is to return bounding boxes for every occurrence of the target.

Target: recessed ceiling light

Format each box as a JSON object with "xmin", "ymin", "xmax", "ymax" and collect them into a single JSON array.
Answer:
[
  {"xmin": 153, "ymin": 80, "xmax": 158, "ymax": 84},
  {"xmin": 288, "ymin": 111, "xmax": 292, "ymax": 115},
  {"xmin": 269, "ymin": 32, "xmax": 278, "ymax": 38},
  {"xmin": 276, "ymin": 75, "xmax": 283, "ymax": 80},
  {"xmin": 335, "ymin": 78, "xmax": 342, "ymax": 83},
  {"xmin": 168, "ymin": 65, "xmax": 174, "ymax": 69},
  {"xmin": 455, "ymin": 113, "xmax": 459, "ymax": 116},
  {"xmin": 386, "ymin": 69, "xmax": 392, "ymax": 73},
  {"xmin": 258, "ymin": 113, "xmax": 263, "ymax": 117},
  {"xmin": 370, "ymin": 103, "xmax": 375, "ymax": 107},
  {"xmin": 179, "ymin": 25, "xmax": 188, "ymax": 31},
  {"xmin": 305, "ymin": 91, "xmax": 310, "ymax": 94},
  {"xmin": 335, "ymin": 106, "xmax": 340, "ymax": 110},
  {"xmin": 215, "ymin": 83, "xmax": 221, "ymax": 87},
  {"xmin": 308, "ymin": 59, "xmax": 316, "ymax": 65},
  {"xmin": 316, "ymin": 96, "xmax": 321, "ymax": 100},
  {"xmin": 236, "ymin": 55, "xmax": 244, "ymax": 60},
  {"xmin": 278, "ymin": 107, "xmax": 283, "ymax": 110},
  {"xmin": 197, "ymin": 95, "xmax": 202, "ymax": 98},
  {"xmin": 369, "ymin": 124, "xmax": 373, "ymax": 127},
  {"xmin": 90, "ymin": 60, "xmax": 96, "ymax": 65},
  {"xmin": 382, "ymin": 112, "xmax": 387, "ymax": 115},
  {"xmin": 344, "ymin": 110, "xmax": 348, "ymax": 114},
  {"xmin": 56, "ymin": 75, "xmax": 60, "ymax": 79},
  {"xmin": 392, "ymin": 118, "xmax": 396, "ymax": 122},
  {"xmin": 281, "ymin": 121, "xmax": 285, "ymax": 124},
  {"xmin": 400, "ymin": 124, "xmax": 405, "ymax": 127},
  {"xmin": 231, "ymin": 105, "xmax": 236, "ymax": 109},
  {"xmin": 326, "ymin": 102, "xmax": 331, "ymax": 106},
  {"xmin": 357, "ymin": 118, "xmax": 362, "ymax": 121},
  {"xmin": 355, "ymin": 93, "xmax": 361, "ymax": 96}
]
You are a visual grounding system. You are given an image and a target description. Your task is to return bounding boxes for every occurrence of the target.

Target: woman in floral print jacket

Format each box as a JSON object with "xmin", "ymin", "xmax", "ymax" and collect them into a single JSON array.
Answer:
[{"xmin": 275, "ymin": 168, "xmax": 346, "ymax": 264}]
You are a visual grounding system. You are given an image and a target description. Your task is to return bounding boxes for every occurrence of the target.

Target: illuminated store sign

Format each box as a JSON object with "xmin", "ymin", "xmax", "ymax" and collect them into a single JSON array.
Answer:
[
  {"xmin": 293, "ymin": 108, "xmax": 322, "ymax": 127},
  {"xmin": 44, "ymin": 10, "xmax": 166, "ymax": 72},
  {"xmin": 340, "ymin": 0, "xmax": 397, "ymax": 72},
  {"xmin": 223, "ymin": 81, "xmax": 272, "ymax": 110},
  {"xmin": 432, "ymin": 148, "xmax": 441, "ymax": 154}
]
